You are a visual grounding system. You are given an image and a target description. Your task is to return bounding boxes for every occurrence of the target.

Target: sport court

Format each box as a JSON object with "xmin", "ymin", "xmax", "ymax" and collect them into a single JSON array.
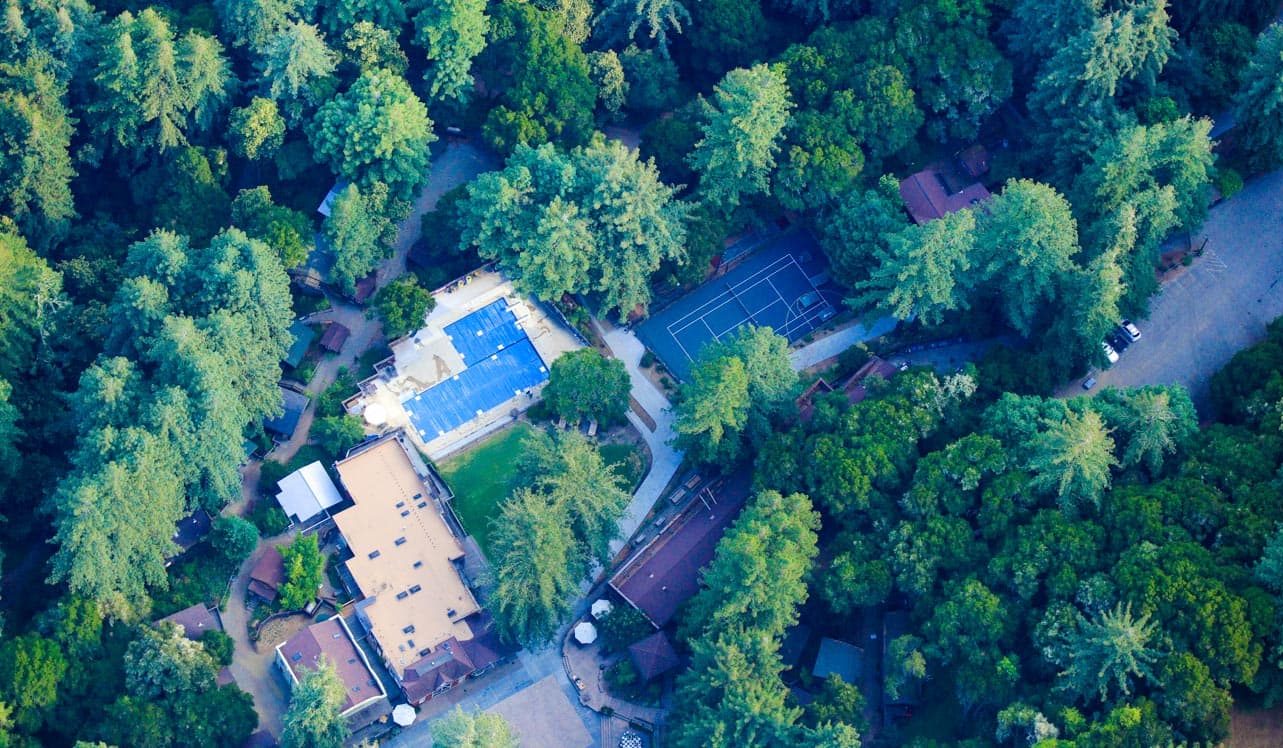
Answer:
[
  {"xmin": 402, "ymin": 299, "xmax": 549, "ymax": 439},
  {"xmin": 636, "ymin": 231, "xmax": 838, "ymax": 381}
]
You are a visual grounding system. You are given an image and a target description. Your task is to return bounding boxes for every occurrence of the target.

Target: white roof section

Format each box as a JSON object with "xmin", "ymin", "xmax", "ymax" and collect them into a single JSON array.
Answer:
[
  {"xmin": 317, "ymin": 181, "xmax": 348, "ymax": 217},
  {"xmin": 276, "ymin": 461, "xmax": 344, "ymax": 524}
]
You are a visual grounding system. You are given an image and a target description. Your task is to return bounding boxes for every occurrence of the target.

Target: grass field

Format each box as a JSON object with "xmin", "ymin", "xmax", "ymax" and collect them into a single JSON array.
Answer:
[
  {"xmin": 439, "ymin": 422, "xmax": 648, "ymax": 555},
  {"xmin": 439, "ymin": 421, "xmax": 538, "ymax": 554}
]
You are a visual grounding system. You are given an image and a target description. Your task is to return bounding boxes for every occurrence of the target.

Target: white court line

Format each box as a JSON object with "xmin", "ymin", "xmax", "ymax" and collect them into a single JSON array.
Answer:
[{"xmin": 664, "ymin": 254, "xmax": 799, "ymax": 332}]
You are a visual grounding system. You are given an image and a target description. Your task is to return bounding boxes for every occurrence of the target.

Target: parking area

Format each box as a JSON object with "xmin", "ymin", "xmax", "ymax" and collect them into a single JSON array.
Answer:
[{"xmin": 1064, "ymin": 168, "xmax": 1283, "ymax": 413}]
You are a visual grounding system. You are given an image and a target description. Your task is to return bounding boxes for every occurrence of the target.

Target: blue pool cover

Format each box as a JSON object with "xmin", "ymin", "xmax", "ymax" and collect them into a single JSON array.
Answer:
[
  {"xmin": 444, "ymin": 299, "xmax": 528, "ymax": 363},
  {"xmin": 403, "ymin": 337, "xmax": 548, "ymax": 439}
]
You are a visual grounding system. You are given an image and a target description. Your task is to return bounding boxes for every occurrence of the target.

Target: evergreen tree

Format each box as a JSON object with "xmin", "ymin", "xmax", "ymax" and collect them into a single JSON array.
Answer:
[
  {"xmin": 413, "ymin": 0, "xmax": 488, "ymax": 103},
  {"xmin": 0, "ymin": 53, "xmax": 76, "ymax": 234},
  {"xmin": 1054, "ymin": 602, "xmax": 1160, "ymax": 702},
  {"xmin": 1027, "ymin": 409, "xmax": 1118, "ymax": 511},
  {"xmin": 255, "ymin": 21, "xmax": 339, "ymax": 124},
  {"xmin": 854, "ymin": 208, "xmax": 976, "ymax": 325},
  {"xmin": 1233, "ymin": 23, "xmax": 1283, "ymax": 171},
  {"xmin": 488, "ymin": 488, "xmax": 582, "ymax": 645},
  {"xmin": 281, "ymin": 661, "xmax": 349, "ymax": 748},
  {"xmin": 323, "ymin": 183, "xmax": 388, "ymax": 296},
  {"xmin": 215, "ymin": 0, "xmax": 303, "ymax": 49},
  {"xmin": 229, "ymin": 97, "xmax": 285, "ymax": 161},
  {"xmin": 525, "ymin": 429, "xmax": 632, "ymax": 566},
  {"xmin": 593, "ymin": 0, "xmax": 690, "ymax": 56},
  {"xmin": 687, "ymin": 64, "xmax": 793, "ymax": 210}
]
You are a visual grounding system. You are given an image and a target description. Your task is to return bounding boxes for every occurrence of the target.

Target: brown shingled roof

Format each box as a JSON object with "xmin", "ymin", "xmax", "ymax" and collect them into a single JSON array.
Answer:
[
  {"xmin": 898, "ymin": 169, "xmax": 991, "ymax": 225},
  {"xmin": 277, "ymin": 617, "xmax": 386, "ymax": 714},
  {"xmin": 319, "ymin": 323, "xmax": 350, "ymax": 352},
  {"xmin": 628, "ymin": 631, "xmax": 680, "ymax": 681},
  {"xmin": 609, "ymin": 472, "xmax": 751, "ymax": 627},
  {"xmin": 160, "ymin": 603, "xmax": 222, "ymax": 640},
  {"xmin": 248, "ymin": 545, "xmax": 285, "ymax": 602}
]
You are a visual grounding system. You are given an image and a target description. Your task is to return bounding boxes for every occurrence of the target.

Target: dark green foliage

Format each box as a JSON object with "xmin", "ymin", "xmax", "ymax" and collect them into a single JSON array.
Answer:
[
  {"xmin": 372, "ymin": 276, "xmax": 436, "ymax": 339},
  {"xmin": 202, "ymin": 630, "xmax": 235, "ymax": 668},
  {"xmin": 543, "ymin": 348, "xmax": 631, "ymax": 426},
  {"xmin": 312, "ymin": 415, "xmax": 366, "ymax": 458},
  {"xmin": 480, "ymin": 1, "xmax": 596, "ymax": 154},
  {"xmin": 210, "ymin": 516, "xmax": 260, "ymax": 567},
  {"xmin": 231, "ymin": 186, "xmax": 313, "ymax": 269},
  {"xmin": 599, "ymin": 605, "xmax": 652, "ymax": 653}
]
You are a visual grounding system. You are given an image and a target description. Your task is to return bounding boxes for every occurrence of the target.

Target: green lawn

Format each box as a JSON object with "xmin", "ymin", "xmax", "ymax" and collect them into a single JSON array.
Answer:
[
  {"xmin": 439, "ymin": 421, "xmax": 538, "ymax": 554},
  {"xmin": 439, "ymin": 424, "xmax": 649, "ymax": 555}
]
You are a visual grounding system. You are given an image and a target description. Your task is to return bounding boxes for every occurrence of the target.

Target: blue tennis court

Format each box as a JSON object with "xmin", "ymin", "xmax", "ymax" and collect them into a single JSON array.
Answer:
[
  {"xmin": 403, "ymin": 338, "xmax": 548, "ymax": 439},
  {"xmin": 444, "ymin": 299, "xmax": 528, "ymax": 362},
  {"xmin": 636, "ymin": 231, "xmax": 839, "ymax": 381}
]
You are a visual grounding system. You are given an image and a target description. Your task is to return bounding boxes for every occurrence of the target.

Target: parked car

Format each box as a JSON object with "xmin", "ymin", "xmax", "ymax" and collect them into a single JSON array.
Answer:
[
  {"xmin": 1120, "ymin": 320, "xmax": 1142, "ymax": 341},
  {"xmin": 1102, "ymin": 342, "xmax": 1120, "ymax": 364},
  {"xmin": 1082, "ymin": 377, "xmax": 1097, "ymax": 390},
  {"xmin": 1108, "ymin": 331, "xmax": 1131, "ymax": 353}
]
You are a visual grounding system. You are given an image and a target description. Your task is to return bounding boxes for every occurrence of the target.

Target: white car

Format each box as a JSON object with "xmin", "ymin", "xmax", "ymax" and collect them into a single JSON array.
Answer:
[
  {"xmin": 1102, "ymin": 342, "xmax": 1120, "ymax": 364},
  {"xmin": 1120, "ymin": 320, "xmax": 1142, "ymax": 342}
]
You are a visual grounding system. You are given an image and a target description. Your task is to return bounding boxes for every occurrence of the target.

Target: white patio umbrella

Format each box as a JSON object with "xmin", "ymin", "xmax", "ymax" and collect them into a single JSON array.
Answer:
[
  {"xmin": 574, "ymin": 621, "xmax": 598, "ymax": 645},
  {"xmin": 392, "ymin": 703, "xmax": 416, "ymax": 726},
  {"xmin": 591, "ymin": 599, "xmax": 614, "ymax": 620}
]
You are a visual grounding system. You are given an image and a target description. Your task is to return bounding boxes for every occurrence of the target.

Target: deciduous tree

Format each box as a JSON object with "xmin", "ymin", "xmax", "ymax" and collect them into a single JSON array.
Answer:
[
  {"xmin": 543, "ymin": 348, "xmax": 631, "ymax": 426},
  {"xmin": 488, "ymin": 488, "xmax": 582, "ymax": 645},
  {"xmin": 372, "ymin": 276, "xmax": 435, "ymax": 338},
  {"xmin": 277, "ymin": 534, "xmax": 324, "ymax": 610},
  {"xmin": 433, "ymin": 707, "xmax": 519, "ymax": 748},
  {"xmin": 281, "ymin": 661, "xmax": 349, "ymax": 748}
]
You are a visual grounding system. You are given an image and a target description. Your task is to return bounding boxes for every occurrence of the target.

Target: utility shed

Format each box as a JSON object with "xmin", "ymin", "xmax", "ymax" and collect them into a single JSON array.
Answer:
[{"xmin": 275, "ymin": 461, "xmax": 344, "ymax": 526}]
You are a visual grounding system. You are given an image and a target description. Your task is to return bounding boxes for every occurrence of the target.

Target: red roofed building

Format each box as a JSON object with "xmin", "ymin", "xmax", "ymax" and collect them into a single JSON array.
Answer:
[
  {"xmin": 898, "ymin": 169, "xmax": 991, "ymax": 225},
  {"xmin": 319, "ymin": 323, "xmax": 350, "ymax": 353},
  {"xmin": 396, "ymin": 627, "xmax": 506, "ymax": 704},
  {"xmin": 609, "ymin": 473, "xmax": 751, "ymax": 628},
  {"xmin": 796, "ymin": 356, "xmax": 899, "ymax": 422},
  {"xmin": 274, "ymin": 616, "xmax": 388, "ymax": 718},
  {"xmin": 248, "ymin": 545, "xmax": 286, "ymax": 602}
]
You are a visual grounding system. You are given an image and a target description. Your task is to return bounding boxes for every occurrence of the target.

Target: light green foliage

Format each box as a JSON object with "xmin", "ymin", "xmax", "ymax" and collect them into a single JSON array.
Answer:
[
  {"xmin": 1075, "ymin": 116, "xmax": 1213, "ymax": 313},
  {"xmin": 682, "ymin": 490, "xmax": 820, "ymax": 641},
  {"xmin": 1098, "ymin": 386, "xmax": 1198, "ymax": 473},
  {"xmin": 124, "ymin": 622, "xmax": 217, "ymax": 700},
  {"xmin": 414, "ymin": 0, "xmax": 488, "ymax": 102},
  {"xmin": 432, "ymin": 707, "xmax": 519, "ymax": 748},
  {"xmin": 674, "ymin": 348, "xmax": 750, "ymax": 463},
  {"xmin": 687, "ymin": 64, "xmax": 793, "ymax": 210},
  {"xmin": 215, "ymin": 0, "xmax": 304, "ymax": 48},
  {"xmin": 309, "ymin": 68, "xmax": 435, "ymax": 202},
  {"xmin": 541, "ymin": 0, "xmax": 593, "ymax": 44},
  {"xmin": 281, "ymin": 661, "xmax": 349, "ymax": 748},
  {"xmin": 543, "ymin": 348, "xmax": 631, "ymax": 426},
  {"xmin": 1154, "ymin": 652, "xmax": 1232, "ymax": 744},
  {"xmin": 1054, "ymin": 602, "xmax": 1160, "ymax": 702},
  {"xmin": 594, "ymin": 0, "xmax": 690, "ymax": 55},
  {"xmin": 312, "ymin": 415, "xmax": 365, "ymax": 457},
  {"xmin": 458, "ymin": 139, "xmax": 687, "ymax": 316},
  {"xmin": 975, "ymin": 180, "xmax": 1081, "ymax": 337},
  {"xmin": 88, "ymin": 10, "xmax": 231, "ymax": 158},
  {"xmin": 1233, "ymin": 23, "xmax": 1283, "ymax": 171},
  {"xmin": 231, "ymin": 186, "xmax": 313, "ymax": 269},
  {"xmin": 0, "ymin": 53, "xmax": 76, "ymax": 232},
  {"xmin": 319, "ymin": 0, "xmax": 405, "ymax": 38},
  {"xmin": 277, "ymin": 534, "xmax": 324, "ymax": 610},
  {"xmin": 342, "ymin": 21, "xmax": 409, "ymax": 75},
  {"xmin": 854, "ymin": 208, "xmax": 976, "ymax": 325},
  {"xmin": 255, "ymin": 21, "xmax": 339, "ymax": 124},
  {"xmin": 884, "ymin": 635, "xmax": 926, "ymax": 702},
  {"xmin": 524, "ymin": 429, "xmax": 631, "ymax": 566},
  {"xmin": 1028, "ymin": 409, "xmax": 1118, "ymax": 510},
  {"xmin": 230, "ymin": 97, "xmax": 286, "ymax": 160},
  {"xmin": 0, "ymin": 634, "xmax": 66, "ymax": 731},
  {"xmin": 995, "ymin": 703, "xmax": 1060, "ymax": 746},
  {"xmin": 670, "ymin": 628, "xmax": 802, "ymax": 748},
  {"xmin": 818, "ymin": 176, "xmax": 909, "ymax": 289},
  {"xmin": 806, "ymin": 675, "xmax": 865, "ymax": 733},
  {"xmin": 323, "ymin": 183, "xmax": 389, "ymax": 296},
  {"xmin": 1031, "ymin": 0, "xmax": 1174, "ymax": 112},
  {"xmin": 588, "ymin": 50, "xmax": 627, "ymax": 114},
  {"xmin": 372, "ymin": 276, "xmax": 435, "ymax": 338},
  {"xmin": 487, "ymin": 488, "xmax": 582, "ymax": 645}
]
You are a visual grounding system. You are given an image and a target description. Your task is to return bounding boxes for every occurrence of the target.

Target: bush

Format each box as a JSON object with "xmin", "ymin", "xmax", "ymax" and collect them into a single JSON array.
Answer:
[
  {"xmin": 605, "ymin": 659, "xmax": 639, "ymax": 691},
  {"xmin": 599, "ymin": 605, "xmax": 652, "ymax": 653},
  {"xmin": 316, "ymin": 369, "xmax": 358, "ymax": 418},
  {"xmin": 209, "ymin": 516, "xmax": 259, "ymax": 566},
  {"xmin": 248, "ymin": 500, "xmax": 290, "ymax": 537},
  {"xmin": 202, "ymin": 629, "xmax": 235, "ymax": 667},
  {"xmin": 312, "ymin": 415, "xmax": 366, "ymax": 459},
  {"xmin": 1215, "ymin": 168, "xmax": 1244, "ymax": 199},
  {"xmin": 640, "ymin": 351, "xmax": 656, "ymax": 368},
  {"xmin": 277, "ymin": 534, "xmax": 325, "ymax": 611}
]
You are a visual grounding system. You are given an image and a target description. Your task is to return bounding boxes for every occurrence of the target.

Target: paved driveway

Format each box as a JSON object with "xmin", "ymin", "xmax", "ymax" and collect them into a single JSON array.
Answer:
[{"xmin": 1061, "ymin": 168, "xmax": 1283, "ymax": 412}]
